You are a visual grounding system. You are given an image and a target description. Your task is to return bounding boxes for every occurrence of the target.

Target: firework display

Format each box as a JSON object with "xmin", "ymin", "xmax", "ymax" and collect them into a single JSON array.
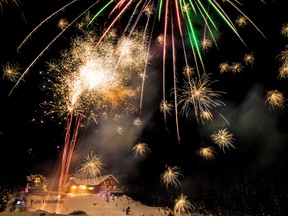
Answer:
[
  {"xmin": 41, "ymin": 28, "xmax": 151, "ymax": 192},
  {"xmin": 1, "ymin": 0, "xmax": 288, "ymax": 215}
]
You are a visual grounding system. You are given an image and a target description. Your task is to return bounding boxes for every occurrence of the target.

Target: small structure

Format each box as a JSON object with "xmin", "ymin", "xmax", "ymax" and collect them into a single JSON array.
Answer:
[
  {"xmin": 65, "ymin": 174, "xmax": 124, "ymax": 195},
  {"xmin": 25, "ymin": 174, "xmax": 47, "ymax": 195}
]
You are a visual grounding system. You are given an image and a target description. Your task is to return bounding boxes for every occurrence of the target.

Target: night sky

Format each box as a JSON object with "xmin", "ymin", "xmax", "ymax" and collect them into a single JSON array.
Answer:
[{"xmin": 0, "ymin": 0, "xmax": 288, "ymax": 213}]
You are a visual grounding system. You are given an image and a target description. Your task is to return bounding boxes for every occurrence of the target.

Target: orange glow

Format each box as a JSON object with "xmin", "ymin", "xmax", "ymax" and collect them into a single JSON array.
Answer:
[{"xmin": 70, "ymin": 185, "xmax": 78, "ymax": 193}]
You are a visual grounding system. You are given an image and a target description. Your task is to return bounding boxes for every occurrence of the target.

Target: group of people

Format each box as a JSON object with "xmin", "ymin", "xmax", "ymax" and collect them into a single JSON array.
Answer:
[{"xmin": 99, "ymin": 182, "xmax": 111, "ymax": 202}]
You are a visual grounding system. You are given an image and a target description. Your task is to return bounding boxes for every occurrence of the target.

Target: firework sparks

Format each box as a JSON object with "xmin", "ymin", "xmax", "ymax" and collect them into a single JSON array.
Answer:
[
  {"xmin": 76, "ymin": 151, "xmax": 105, "ymax": 179},
  {"xmin": 265, "ymin": 90, "xmax": 287, "ymax": 109},
  {"xmin": 116, "ymin": 126, "xmax": 125, "ymax": 135},
  {"xmin": 58, "ymin": 18, "xmax": 69, "ymax": 30},
  {"xmin": 160, "ymin": 165, "xmax": 183, "ymax": 189},
  {"xmin": 132, "ymin": 142, "xmax": 151, "ymax": 157},
  {"xmin": 243, "ymin": 52, "xmax": 255, "ymax": 67},
  {"xmin": 182, "ymin": 66, "xmax": 194, "ymax": 77},
  {"xmin": 4, "ymin": 2, "xmax": 271, "ymax": 182},
  {"xmin": 277, "ymin": 46, "xmax": 288, "ymax": 65},
  {"xmin": 201, "ymin": 38, "xmax": 213, "ymax": 53},
  {"xmin": 0, "ymin": 0, "xmax": 19, "ymax": 8},
  {"xmin": 197, "ymin": 146, "xmax": 216, "ymax": 161},
  {"xmin": 12, "ymin": 0, "xmax": 265, "ymax": 118},
  {"xmin": 280, "ymin": 22, "xmax": 288, "ymax": 38},
  {"xmin": 219, "ymin": 62, "xmax": 230, "ymax": 74},
  {"xmin": 211, "ymin": 128, "xmax": 236, "ymax": 153},
  {"xmin": 2, "ymin": 62, "xmax": 21, "ymax": 82},
  {"xmin": 278, "ymin": 64, "xmax": 288, "ymax": 79},
  {"xmin": 235, "ymin": 15, "xmax": 248, "ymax": 28},
  {"xmin": 200, "ymin": 111, "xmax": 213, "ymax": 121},
  {"xmin": 41, "ymin": 29, "xmax": 149, "ymax": 122},
  {"xmin": 178, "ymin": 73, "xmax": 225, "ymax": 123},
  {"xmin": 133, "ymin": 117, "xmax": 142, "ymax": 127},
  {"xmin": 173, "ymin": 194, "xmax": 194, "ymax": 216},
  {"xmin": 160, "ymin": 100, "xmax": 173, "ymax": 116},
  {"xmin": 6, "ymin": 1, "xmax": 267, "ymax": 152},
  {"xmin": 230, "ymin": 62, "xmax": 243, "ymax": 74},
  {"xmin": 277, "ymin": 46, "xmax": 288, "ymax": 79}
]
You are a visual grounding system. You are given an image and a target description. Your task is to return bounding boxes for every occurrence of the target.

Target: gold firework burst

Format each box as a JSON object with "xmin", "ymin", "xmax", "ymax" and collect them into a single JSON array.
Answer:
[
  {"xmin": 211, "ymin": 128, "xmax": 236, "ymax": 153},
  {"xmin": 219, "ymin": 62, "xmax": 230, "ymax": 74},
  {"xmin": 2, "ymin": 62, "xmax": 21, "ymax": 82},
  {"xmin": 132, "ymin": 142, "xmax": 151, "ymax": 157},
  {"xmin": 235, "ymin": 15, "xmax": 248, "ymax": 28},
  {"xmin": 76, "ymin": 151, "xmax": 105, "ymax": 179},
  {"xmin": 160, "ymin": 166, "xmax": 183, "ymax": 189},
  {"xmin": 160, "ymin": 100, "xmax": 173, "ymax": 116},
  {"xmin": 230, "ymin": 62, "xmax": 243, "ymax": 74},
  {"xmin": 243, "ymin": 52, "xmax": 255, "ymax": 67},
  {"xmin": 280, "ymin": 22, "xmax": 288, "ymax": 38},
  {"xmin": 173, "ymin": 194, "xmax": 194, "ymax": 216},
  {"xmin": 178, "ymin": 73, "xmax": 225, "ymax": 123},
  {"xmin": 58, "ymin": 18, "xmax": 69, "ymax": 30},
  {"xmin": 197, "ymin": 146, "xmax": 216, "ymax": 161},
  {"xmin": 265, "ymin": 90, "xmax": 287, "ymax": 109}
]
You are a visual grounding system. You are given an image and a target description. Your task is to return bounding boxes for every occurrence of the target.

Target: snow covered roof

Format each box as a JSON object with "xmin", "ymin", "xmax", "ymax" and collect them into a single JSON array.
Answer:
[{"xmin": 67, "ymin": 174, "xmax": 120, "ymax": 186}]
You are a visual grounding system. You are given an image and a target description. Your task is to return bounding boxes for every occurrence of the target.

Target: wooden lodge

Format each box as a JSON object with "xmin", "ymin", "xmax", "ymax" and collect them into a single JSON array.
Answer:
[
  {"xmin": 25, "ymin": 174, "xmax": 48, "ymax": 194},
  {"xmin": 65, "ymin": 174, "xmax": 124, "ymax": 195}
]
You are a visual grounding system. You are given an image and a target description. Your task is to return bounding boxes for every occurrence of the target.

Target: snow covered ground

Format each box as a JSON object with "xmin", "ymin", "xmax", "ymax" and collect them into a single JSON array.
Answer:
[{"xmin": 1, "ymin": 193, "xmax": 203, "ymax": 216}]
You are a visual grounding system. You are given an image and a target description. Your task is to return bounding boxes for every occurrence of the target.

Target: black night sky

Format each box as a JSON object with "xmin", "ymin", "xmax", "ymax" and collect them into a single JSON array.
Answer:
[{"xmin": 0, "ymin": 0, "xmax": 288, "ymax": 214}]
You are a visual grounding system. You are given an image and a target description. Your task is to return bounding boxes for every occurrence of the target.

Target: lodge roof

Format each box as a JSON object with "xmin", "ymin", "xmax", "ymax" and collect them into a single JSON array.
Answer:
[
  {"xmin": 26, "ymin": 174, "xmax": 47, "ymax": 182},
  {"xmin": 67, "ymin": 174, "xmax": 120, "ymax": 186}
]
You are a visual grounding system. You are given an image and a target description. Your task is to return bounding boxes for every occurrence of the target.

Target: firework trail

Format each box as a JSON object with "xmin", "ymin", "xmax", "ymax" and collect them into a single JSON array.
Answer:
[{"xmin": 58, "ymin": 113, "xmax": 83, "ymax": 193}]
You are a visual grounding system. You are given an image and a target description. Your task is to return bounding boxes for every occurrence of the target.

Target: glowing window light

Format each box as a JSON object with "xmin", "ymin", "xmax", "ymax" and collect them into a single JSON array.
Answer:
[
  {"xmin": 34, "ymin": 177, "xmax": 41, "ymax": 186},
  {"xmin": 79, "ymin": 185, "xmax": 87, "ymax": 190}
]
